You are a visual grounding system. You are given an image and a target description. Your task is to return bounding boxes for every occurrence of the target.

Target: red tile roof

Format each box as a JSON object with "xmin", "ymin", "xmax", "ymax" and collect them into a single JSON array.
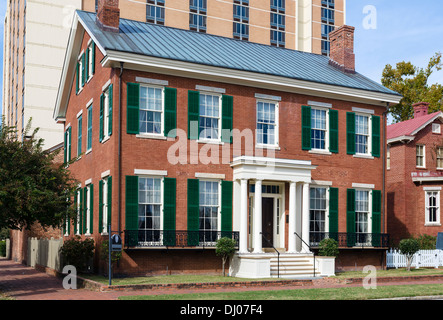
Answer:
[{"xmin": 387, "ymin": 111, "xmax": 442, "ymax": 140}]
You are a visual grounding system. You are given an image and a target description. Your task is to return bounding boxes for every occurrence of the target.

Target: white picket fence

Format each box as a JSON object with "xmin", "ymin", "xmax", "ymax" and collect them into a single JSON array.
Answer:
[{"xmin": 386, "ymin": 249, "xmax": 443, "ymax": 269}]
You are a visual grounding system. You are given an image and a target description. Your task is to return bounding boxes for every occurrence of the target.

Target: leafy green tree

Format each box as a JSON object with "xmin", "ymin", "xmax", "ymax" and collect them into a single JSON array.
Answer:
[
  {"xmin": 215, "ymin": 237, "xmax": 237, "ymax": 277},
  {"xmin": 0, "ymin": 120, "xmax": 78, "ymax": 231},
  {"xmin": 381, "ymin": 52, "xmax": 443, "ymax": 123}
]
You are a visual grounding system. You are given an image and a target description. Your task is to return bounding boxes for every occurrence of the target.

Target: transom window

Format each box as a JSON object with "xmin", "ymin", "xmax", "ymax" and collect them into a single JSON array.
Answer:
[
  {"xmin": 355, "ymin": 190, "xmax": 370, "ymax": 244},
  {"xmin": 139, "ymin": 86, "xmax": 163, "ymax": 135},
  {"xmin": 311, "ymin": 108, "xmax": 327, "ymax": 150},
  {"xmin": 199, "ymin": 180, "xmax": 220, "ymax": 244},
  {"xmin": 426, "ymin": 191, "xmax": 440, "ymax": 224},
  {"xmin": 199, "ymin": 94, "xmax": 220, "ymax": 140},
  {"xmin": 138, "ymin": 177, "xmax": 162, "ymax": 243},
  {"xmin": 256, "ymin": 101, "xmax": 278, "ymax": 146},
  {"xmin": 416, "ymin": 145, "xmax": 425, "ymax": 168},
  {"xmin": 355, "ymin": 114, "xmax": 369, "ymax": 154}
]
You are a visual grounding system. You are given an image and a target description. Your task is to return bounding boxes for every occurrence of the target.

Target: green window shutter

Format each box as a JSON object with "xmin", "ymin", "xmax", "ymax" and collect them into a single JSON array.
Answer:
[
  {"xmin": 221, "ymin": 95, "xmax": 234, "ymax": 143},
  {"xmin": 108, "ymin": 84, "xmax": 113, "ymax": 136},
  {"xmin": 329, "ymin": 188, "xmax": 339, "ymax": 237},
  {"xmin": 64, "ymin": 130, "xmax": 67, "ymax": 164},
  {"xmin": 76, "ymin": 63, "xmax": 80, "ymax": 94},
  {"xmin": 346, "ymin": 188, "xmax": 356, "ymax": 247},
  {"xmin": 164, "ymin": 87, "xmax": 177, "ymax": 138},
  {"xmin": 301, "ymin": 105, "xmax": 311, "ymax": 151},
  {"xmin": 188, "ymin": 91, "xmax": 200, "ymax": 140},
  {"xmin": 371, "ymin": 115, "xmax": 381, "ymax": 158},
  {"xmin": 125, "ymin": 175, "xmax": 139, "ymax": 246},
  {"xmin": 99, "ymin": 93, "xmax": 104, "ymax": 142},
  {"xmin": 221, "ymin": 180, "xmax": 233, "ymax": 237},
  {"xmin": 99, "ymin": 180, "xmax": 104, "ymax": 233},
  {"xmin": 163, "ymin": 177, "xmax": 176, "ymax": 246},
  {"xmin": 329, "ymin": 109, "xmax": 339, "ymax": 153},
  {"xmin": 187, "ymin": 179, "xmax": 199, "ymax": 246},
  {"xmin": 77, "ymin": 116, "xmax": 82, "ymax": 157},
  {"xmin": 85, "ymin": 48, "xmax": 90, "ymax": 79},
  {"xmin": 79, "ymin": 187, "xmax": 84, "ymax": 234},
  {"xmin": 92, "ymin": 42, "xmax": 96, "ymax": 75},
  {"xmin": 81, "ymin": 54, "xmax": 86, "ymax": 87},
  {"xmin": 107, "ymin": 176, "xmax": 112, "ymax": 230},
  {"xmin": 83, "ymin": 187, "xmax": 88, "ymax": 234},
  {"xmin": 89, "ymin": 184, "xmax": 94, "ymax": 234},
  {"xmin": 372, "ymin": 190, "xmax": 382, "ymax": 247},
  {"xmin": 73, "ymin": 191, "xmax": 78, "ymax": 234},
  {"xmin": 127, "ymin": 83, "xmax": 140, "ymax": 134},
  {"xmin": 346, "ymin": 112, "xmax": 356, "ymax": 155}
]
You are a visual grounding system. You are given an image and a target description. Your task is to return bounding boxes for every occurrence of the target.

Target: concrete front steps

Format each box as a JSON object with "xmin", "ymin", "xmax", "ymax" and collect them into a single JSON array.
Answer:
[{"xmin": 270, "ymin": 253, "xmax": 319, "ymax": 278}]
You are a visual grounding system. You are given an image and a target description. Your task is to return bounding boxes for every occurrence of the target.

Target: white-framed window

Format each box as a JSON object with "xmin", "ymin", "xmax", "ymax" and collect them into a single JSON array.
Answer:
[
  {"xmin": 432, "ymin": 123, "xmax": 441, "ymax": 134},
  {"xmin": 416, "ymin": 145, "xmax": 425, "ymax": 168},
  {"xmin": 77, "ymin": 53, "xmax": 85, "ymax": 92},
  {"xmin": 101, "ymin": 176, "xmax": 110, "ymax": 234},
  {"xmin": 425, "ymin": 190, "xmax": 440, "ymax": 225},
  {"xmin": 75, "ymin": 188, "xmax": 81, "ymax": 235},
  {"xmin": 87, "ymin": 42, "xmax": 94, "ymax": 80},
  {"xmin": 86, "ymin": 103, "xmax": 93, "ymax": 152},
  {"xmin": 355, "ymin": 189, "xmax": 371, "ymax": 244},
  {"xmin": 199, "ymin": 180, "xmax": 220, "ymax": 245},
  {"xmin": 438, "ymin": 147, "xmax": 443, "ymax": 169},
  {"xmin": 85, "ymin": 183, "xmax": 92, "ymax": 235},
  {"xmin": 199, "ymin": 93, "xmax": 221, "ymax": 141},
  {"xmin": 102, "ymin": 85, "xmax": 111, "ymax": 140},
  {"xmin": 311, "ymin": 108, "xmax": 328, "ymax": 150},
  {"xmin": 138, "ymin": 177, "xmax": 163, "ymax": 244},
  {"xmin": 256, "ymin": 100, "xmax": 279, "ymax": 146},
  {"xmin": 139, "ymin": 85, "xmax": 164, "ymax": 135},
  {"xmin": 355, "ymin": 114, "xmax": 370, "ymax": 155},
  {"xmin": 309, "ymin": 186, "xmax": 328, "ymax": 244}
]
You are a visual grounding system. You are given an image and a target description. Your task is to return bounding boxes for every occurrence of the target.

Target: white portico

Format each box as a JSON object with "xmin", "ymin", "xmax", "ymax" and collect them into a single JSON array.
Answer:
[{"xmin": 230, "ymin": 156, "xmax": 321, "ymax": 278}]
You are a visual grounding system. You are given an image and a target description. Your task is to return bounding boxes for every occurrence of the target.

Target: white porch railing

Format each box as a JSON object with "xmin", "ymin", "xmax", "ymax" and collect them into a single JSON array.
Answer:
[{"xmin": 386, "ymin": 249, "xmax": 443, "ymax": 269}]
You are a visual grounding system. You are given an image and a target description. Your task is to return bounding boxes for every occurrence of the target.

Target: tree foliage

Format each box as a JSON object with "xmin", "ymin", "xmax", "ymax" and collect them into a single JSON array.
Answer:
[
  {"xmin": 215, "ymin": 237, "xmax": 237, "ymax": 277},
  {"xmin": 381, "ymin": 52, "xmax": 443, "ymax": 123},
  {"xmin": 0, "ymin": 120, "xmax": 78, "ymax": 231},
  {"xmin": 399, "ymin": 238, "xmax": 420, "ymax": 271}
]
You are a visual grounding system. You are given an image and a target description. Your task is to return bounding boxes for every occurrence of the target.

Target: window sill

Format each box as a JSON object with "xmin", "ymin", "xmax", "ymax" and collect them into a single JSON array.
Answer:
[
  {"xmin": 198, "ymin": 139, "xmax": 224, "ymax": 145},
  {"xmin": 416, "ymin": 166, "xmax": 426, "ymax": 170},
  {"xmin": 101, "ymin": 135, "xmax": 110, "ymax": 144},
  {"xmin": 255, "ymin": 144, "xmax": 280, "ymax": 150},
  {"xmin": 309, "ymin": 149, "xmax": 331, "ymax": 156},
  {"xmin": 425, "ymin": 222, "xmax": 441, "ymax": 227},
  {"xmin": 353, "ymin": 154, "xmax": 374, "ymax": 160},
  {"xmin": 77, "ymin": 87, "xmax": 84, "ymax": 95},
  {"xmin": 85, "ymin": 149, "xmax": 92, "ymax": 155},
  {"xmin": 136, "ymin": 134, "xmax": 167, "ymax": 140}
]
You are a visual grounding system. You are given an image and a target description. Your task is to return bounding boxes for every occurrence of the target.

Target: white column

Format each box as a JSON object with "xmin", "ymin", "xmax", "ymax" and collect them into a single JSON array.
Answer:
[
  {"xmin": 253, "ymin": 179, "xmax": 263, "ymax": 253},
  {"xmin": 302, "ymin": 182, "xmax": 311, "ymax": 253},
  {"xmin": 239, "ymin": 179, "xmax": 248, "ymax": 253},
  {"xmin": 288, "ymin": 181, "xmax": 297, "ymax": 253}
]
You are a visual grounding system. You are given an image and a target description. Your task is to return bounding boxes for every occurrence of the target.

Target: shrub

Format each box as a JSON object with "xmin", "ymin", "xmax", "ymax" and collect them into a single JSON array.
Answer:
[
  {"xmin": 215, "ymin": 237, "xmax": 237, "ymax": 277},
  {"xmin": 318, "ymin": 238, "xmax": 339, "ymax": 257},
  {"xmin": 399, "ymin": 238, "xmax": 420, "ymax": 271},
  {"xmin": 415, "ymin": 234, "xmax": 437, "ymax": 250},
  {"xmin": 59, "ymin": 236, "xmax": 95, "ymax": 272},
  {"xmin": 100, "ymin": 240, "xmax": 122, "ymax": 276},
  {"xmin": 0, "ymin": 240, "xmax": 6, "ymax": 257}
]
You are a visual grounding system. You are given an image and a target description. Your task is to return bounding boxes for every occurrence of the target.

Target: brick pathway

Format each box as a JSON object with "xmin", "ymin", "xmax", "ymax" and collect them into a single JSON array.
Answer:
[{"xmin": 2, "ymin": 258, "xmax": 443, "ymax": 300}]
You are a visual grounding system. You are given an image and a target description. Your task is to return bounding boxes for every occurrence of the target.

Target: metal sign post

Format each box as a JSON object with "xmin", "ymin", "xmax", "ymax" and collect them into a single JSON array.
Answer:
[{"xmin": 108, "ymin": 224, "xmax": 122, "ymax": 286}]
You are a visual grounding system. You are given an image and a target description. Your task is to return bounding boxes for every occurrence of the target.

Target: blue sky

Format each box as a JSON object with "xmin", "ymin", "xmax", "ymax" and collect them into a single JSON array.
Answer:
[{"xmin": 0, "ymin": 1, "xmax": 442, "ymax": 118}]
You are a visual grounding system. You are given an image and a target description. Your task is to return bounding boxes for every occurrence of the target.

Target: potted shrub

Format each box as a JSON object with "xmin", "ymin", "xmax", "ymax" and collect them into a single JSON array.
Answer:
[{"xmin": 316, "ymin": 238, "xmax": 339, "ymax": 277}]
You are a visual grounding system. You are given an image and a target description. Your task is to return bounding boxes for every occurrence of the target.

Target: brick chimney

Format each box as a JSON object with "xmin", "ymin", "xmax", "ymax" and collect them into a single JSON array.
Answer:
[
  {"xmin": 413, "ymin": 102, "xmax": 429, "ymax": 118},
  {"xmin": 328, "ymin": 25, "xmax": 355, "ymax": 73},
  {"xmin": 96, "ymin": 0, "xmax": 120, "ymax": 32}
]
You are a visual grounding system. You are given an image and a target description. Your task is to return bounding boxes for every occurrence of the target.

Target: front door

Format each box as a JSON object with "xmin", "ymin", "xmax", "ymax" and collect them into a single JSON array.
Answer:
[{"xmin": 262, "ymin": 197, "xmax": 274, "ymax": 248}]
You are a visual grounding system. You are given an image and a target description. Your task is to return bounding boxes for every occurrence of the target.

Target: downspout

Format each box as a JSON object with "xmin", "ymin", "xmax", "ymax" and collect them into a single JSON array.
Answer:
[
  {"xmin": 382, "ymin": 103, "xmax": 389, "ymax": 236},
  {"xmin": 118, "ymin": 62, "xmax": 124, "ymax": 235}
]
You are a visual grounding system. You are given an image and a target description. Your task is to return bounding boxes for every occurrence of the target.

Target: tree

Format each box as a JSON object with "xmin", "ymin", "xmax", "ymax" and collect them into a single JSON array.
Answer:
[
  {"xmin": 215, "ymin": 237, "xmax": 237, "ymax": 277},
  {"xmin": 0, "ymin": 120, "xmax": 78, "ymax": 231},
  {"xmin": 399, "ymin": 238, "xmax": 420, "ymax": 271},
  {"xmin": 381, "ymin": 52, "xmax": 443, "ymax": 123}
]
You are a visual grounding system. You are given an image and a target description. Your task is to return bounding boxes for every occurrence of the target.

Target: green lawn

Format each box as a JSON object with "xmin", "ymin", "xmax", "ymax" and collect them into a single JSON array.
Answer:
[{"xmin": 119, "ymin": 283, "xmax": 443, "ymax": 300}]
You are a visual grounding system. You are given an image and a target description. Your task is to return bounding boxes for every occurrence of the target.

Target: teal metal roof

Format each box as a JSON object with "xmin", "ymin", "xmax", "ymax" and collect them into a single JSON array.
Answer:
[{"xmin": 78, "ymin": 10, "xmax": 400, "ymax": 96}]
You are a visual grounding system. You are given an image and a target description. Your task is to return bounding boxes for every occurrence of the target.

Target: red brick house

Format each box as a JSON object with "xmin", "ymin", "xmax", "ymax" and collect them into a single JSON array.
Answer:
[
  {"xmin": 387, "ymin": 102, "xmax": 443, "ymax": 245},
  {"xmin": 53, "ymin": 1, "xmax": 402, "ymax": 277}
]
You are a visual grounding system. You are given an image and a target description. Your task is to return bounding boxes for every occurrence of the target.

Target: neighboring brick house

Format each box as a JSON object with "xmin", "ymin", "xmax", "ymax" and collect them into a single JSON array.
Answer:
[
  {"xmin": 387, "ymin": 102, "xmax": 443, "ymax": 245},
  {"xmin": 53, "ymin": 1, "xmax": 402, "ymax": 277}
]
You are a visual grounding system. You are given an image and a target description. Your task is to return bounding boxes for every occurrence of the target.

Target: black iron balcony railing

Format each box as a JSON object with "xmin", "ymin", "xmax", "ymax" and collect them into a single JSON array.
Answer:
[
  {"xmin": 309, "ymin": 232, "xmax": 390, "ymax": 248},
  {"xmin": 124, "ymin": 230, "xmax": 240, "ymax": 249}
]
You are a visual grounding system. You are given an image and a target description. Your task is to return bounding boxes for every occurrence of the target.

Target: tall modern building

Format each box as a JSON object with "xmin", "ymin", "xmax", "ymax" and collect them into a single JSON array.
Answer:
[{"xmin": 2, "ymin": 0, "xmax": 345, "ymax": 149}]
